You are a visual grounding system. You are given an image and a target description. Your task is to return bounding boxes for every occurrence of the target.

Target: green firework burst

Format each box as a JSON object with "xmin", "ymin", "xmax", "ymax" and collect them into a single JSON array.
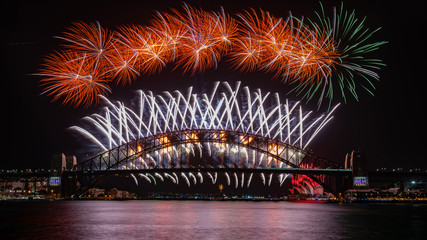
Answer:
[{"xmin": 289, "ymin": 2, "xmax": 388, "ymax": 109}]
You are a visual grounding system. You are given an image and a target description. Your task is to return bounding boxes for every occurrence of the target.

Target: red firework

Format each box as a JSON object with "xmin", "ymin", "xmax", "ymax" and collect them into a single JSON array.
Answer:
[
  {"xmin": 58, "ymin": 21, "xmax": 115, "ymax": 71},
  {"xmin": 115, "ymin": 25, "xmax": 172, "ymax": 75},
  {"xmin": 169, "ymin": 4, "xmax": 237, "ymax": 73},
  {"xmin": 283, "ymin": 26, "xmax": 338, "ymax": 85},
  {"xmin": 107, "ymin": 43, "xmax": 140, "ymax": 86},
  {"xmin": 38, "ymin": 4, "xmax": 342, "ymax": 108},
  {"xmin": 39, "ymin": 51, "xmax": 110, "ymax": 108},
  {"xmin": 230, "ymin": 9, "xmax": 338, "ymax": 81}
]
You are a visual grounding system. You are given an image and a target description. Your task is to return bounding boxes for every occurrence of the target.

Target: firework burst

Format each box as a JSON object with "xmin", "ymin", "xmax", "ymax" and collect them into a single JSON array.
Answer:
[
  {"xmin": 70, "ymin": 82, "xmax": 338, "ymax": 193},
  {"xmin": 71, "ymin": 81, "xmax": 338, "ymax": 152},
  {"xmin": 38, "ymin": 2, "xmax": 385, "ymax": 108},
  {"xmin": 231, "ymin": 8, "xmax": 337, "ymax": 81},
  {"xmin": 115, "ymin": 25, "xmax": 172, "ymax": 75},
  {"xmin": 290, "ymin": 2, "xmax": 388, "ymax": 106},
  {"xmin": 57, "ymin": 21, "xmax": 115, "ymax": 72},
  {"xmin": 105, "ymin": 42, "xmax": 140, "ymax": 86},
  {"xmin": 38, "ymin": 51, "xmax": 110, "ymax": 108},
  {"xmin": 169, "ymin": 3, "xmax": 237, "ymax": 73}
]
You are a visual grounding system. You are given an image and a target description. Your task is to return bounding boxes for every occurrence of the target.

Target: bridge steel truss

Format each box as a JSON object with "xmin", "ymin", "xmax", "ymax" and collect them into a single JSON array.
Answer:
[{"xmin": 62, "ymin": 129, "xmax": 347, "ymax": 198}]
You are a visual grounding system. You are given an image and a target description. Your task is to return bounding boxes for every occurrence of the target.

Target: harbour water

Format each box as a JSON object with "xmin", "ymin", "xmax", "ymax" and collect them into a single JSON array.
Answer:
[{"xmin": 1, "ymin": 201, "xmax": 426, "ymax": 239}]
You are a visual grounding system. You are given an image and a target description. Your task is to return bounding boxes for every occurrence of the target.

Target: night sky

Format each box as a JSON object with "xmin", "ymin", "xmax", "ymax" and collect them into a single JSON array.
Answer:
[{"xmin": 3, "ymin": 0, "xmax": 425, "ymax": 170}]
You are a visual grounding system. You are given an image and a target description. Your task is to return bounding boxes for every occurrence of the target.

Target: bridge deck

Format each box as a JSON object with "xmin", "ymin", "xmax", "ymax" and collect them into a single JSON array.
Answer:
[{"xmin": 64, "ymin": 168, "xmax": 352, "ymax": 176}]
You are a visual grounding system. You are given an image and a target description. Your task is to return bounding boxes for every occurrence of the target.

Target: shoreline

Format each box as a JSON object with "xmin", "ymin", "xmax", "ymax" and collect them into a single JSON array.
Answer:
[{"xmin": 2, "ymin": 196, "xmax": 427, "ymax": 204}]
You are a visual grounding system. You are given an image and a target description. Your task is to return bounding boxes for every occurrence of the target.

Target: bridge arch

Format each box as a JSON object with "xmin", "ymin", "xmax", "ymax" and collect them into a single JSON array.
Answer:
[
  {"xmin": 75, "ymin": 129, "xmax": 317, "ymax": 171},
  {"xmin": 67, "ymin": 129, "xmax": 341, "ymax": 197}
]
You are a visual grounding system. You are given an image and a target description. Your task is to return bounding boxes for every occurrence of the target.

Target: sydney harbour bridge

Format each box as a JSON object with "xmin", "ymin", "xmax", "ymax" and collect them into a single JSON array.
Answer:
[
  {"xmin": 62, "ymin": 128, "xmax": 351, "ymax": 198},
  {"xmin": 55, "ymin": 81, "xmax": 352, "ymax": 198}
]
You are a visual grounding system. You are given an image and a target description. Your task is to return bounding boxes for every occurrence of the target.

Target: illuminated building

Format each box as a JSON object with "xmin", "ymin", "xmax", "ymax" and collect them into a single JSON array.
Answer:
[{"xmin": 346, "ymin": 149, "xmax": 369, "ymax": 189}]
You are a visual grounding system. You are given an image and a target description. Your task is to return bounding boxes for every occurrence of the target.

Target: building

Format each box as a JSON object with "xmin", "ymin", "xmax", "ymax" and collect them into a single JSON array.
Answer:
[
  {"xmin": 49, "ymin": 154, "xmax": 77, "ymax": 196},
  {"xmin": 345, "ymin": 149, "xmax": 369, "ymax": 189}
]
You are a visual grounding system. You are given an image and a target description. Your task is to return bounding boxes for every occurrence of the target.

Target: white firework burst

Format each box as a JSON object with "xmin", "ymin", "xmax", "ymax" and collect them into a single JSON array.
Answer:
[{"xmin": 71, "ymin": 81, "xmax": 338, "ymax": 151}]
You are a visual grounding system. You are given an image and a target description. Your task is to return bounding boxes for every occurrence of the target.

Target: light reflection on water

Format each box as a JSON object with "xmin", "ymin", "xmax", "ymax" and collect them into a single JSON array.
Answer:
[{"xmin": 1, "ymin": 201, "xmax": 426, "ymax": 239}]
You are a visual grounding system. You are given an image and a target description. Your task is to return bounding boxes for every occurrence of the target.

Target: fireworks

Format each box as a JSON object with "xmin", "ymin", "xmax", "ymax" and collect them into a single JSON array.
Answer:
[
  {"xmin": 70, "ymin": 81, "xmax": 338, "ymax": 158},
  {"xmin": 38, "ymin": 2, "xmax": 385, "ymax": 108},
  {"xmin": 231, "ymin": 9, "xmax": 338, "ymax": 82},
  {"xmin": 57, "ymin": 21, "xmax": 115, "ymax": 69},
  {"xmin": 168, "ymin": 4, "xmax": 237, "ymax": 73},
  {"xmin": 71, "ymin": 82, "xmax": 338, "ymax": 190},
  {"xmin": 290, "ymin": 2, "xmax": 388, "ymax": 106},
  {"xmin": 38, "ymin": 51, "xmax": 110, "ymax": 108}
]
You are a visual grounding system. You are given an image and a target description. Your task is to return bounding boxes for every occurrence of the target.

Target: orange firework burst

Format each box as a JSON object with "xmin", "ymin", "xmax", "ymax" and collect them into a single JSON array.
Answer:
[
  {"xmin": 230, "ymin": 9, "xmax": 295, "ymax": 74},
  {"xmin": 211, "ymin": 7, "xmax": 238, "ymax": 52},
  {"xmin": 170, "ymin": 3, "xmax": 237, "ymax": 73},
  {"xmin": 115, "ymin": 25, "xmax": 173, "ymax": 75},
  {"xmin": 38, "ymin": 51, "xmax": 110, "ymax": 108},
  {"xmin": 58, "ymin": 21, "xmax": 115, "ymax": 71},
  {"xmin": 149, "ymin": 11, "xmax": 187, "ymax": 61},
  {"xmin": 39, "ymin": 3, "xmax": 385, "ymax": 108},
  {"xmin": 107, "ymin": 43, "xmax": 140, "ymax": 86},
  {"xmin": 231, "ymin": 9, "xmax": 338, "ymax": 81},
  {"xmin": 277, "ymin": 21, "xmax": 338, "ymax": 86},
  {"xmin": 38, "ymin": 5, "xmax": 339, "ymax": 108}
]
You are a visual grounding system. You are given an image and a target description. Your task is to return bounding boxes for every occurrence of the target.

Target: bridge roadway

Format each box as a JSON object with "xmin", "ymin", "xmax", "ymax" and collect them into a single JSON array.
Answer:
[
  {"xmin": 61, "ymin": 167, "xmax": 351, "ymax": 198},
  {"xmin": 0, "ymin": 168, "xmax": 352, "ymax": 183},
  {"xmin": 66, "ymin": 168, "xmax": 352, "ymax": 176},
  {"xmin": 4, "ymin": 169, "xmax": 425, "ymax": 183}
]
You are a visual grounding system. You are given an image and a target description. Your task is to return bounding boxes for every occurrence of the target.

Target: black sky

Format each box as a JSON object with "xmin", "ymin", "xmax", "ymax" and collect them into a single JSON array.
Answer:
[{"xmin": 3, "ymin": 0, "xmax": 426, "ymax": 170}]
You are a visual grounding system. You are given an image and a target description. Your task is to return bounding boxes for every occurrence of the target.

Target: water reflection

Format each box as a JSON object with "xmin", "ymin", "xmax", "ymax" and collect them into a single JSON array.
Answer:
[{"xmin": 1, "ymin": 201, "xmax": 426, "ymax": 239}]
